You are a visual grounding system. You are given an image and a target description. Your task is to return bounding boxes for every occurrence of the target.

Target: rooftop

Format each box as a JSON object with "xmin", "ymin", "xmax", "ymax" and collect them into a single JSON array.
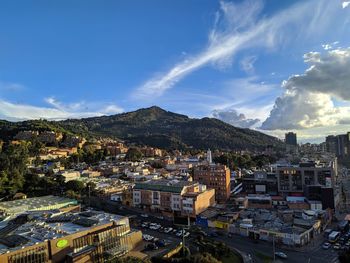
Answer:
[
  {"xmin": 0, "ymin": 195, "xmax": 78, "ymax": 214},
  {"xmin": 134, "ymin": 179, "xmax": 193, "ymax": 193},
  {"xmin": 0, "ymin": 210, "xmax": 128, "ymax": 255}
]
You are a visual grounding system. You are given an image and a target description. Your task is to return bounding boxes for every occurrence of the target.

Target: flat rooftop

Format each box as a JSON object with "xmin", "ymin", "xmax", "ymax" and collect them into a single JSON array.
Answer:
[
  {"xmin": 134, "ymin": 179, "xmax": 193, "ymax": 193},
  {"xmin": 0, "ymin": 210, "xmax": 128, "ymax": 255},
  {"xmin": 0, "ymin": 195, "xmax": 78, "ymax": 214}
]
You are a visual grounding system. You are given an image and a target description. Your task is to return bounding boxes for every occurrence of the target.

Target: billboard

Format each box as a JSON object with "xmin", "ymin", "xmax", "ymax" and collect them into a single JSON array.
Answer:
[{"xmin": 174, "ymin": 216, "xmax": 190, "ymax": 227}]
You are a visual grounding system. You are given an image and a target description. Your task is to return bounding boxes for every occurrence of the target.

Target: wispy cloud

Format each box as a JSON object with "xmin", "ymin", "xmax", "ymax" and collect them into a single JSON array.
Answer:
[
  {"xmin": 0, "ymin": 98, "xmax": 123, "ymax": 121},
  {"xmin": 0, "ymin": 82, "xmax": 25, "ymax": 92},
  {"xmin": 134, "ymin": 0, "xmax": 345, "ymax": 99},
  {"xmin": 240, "ymin": 55, "xmax": 257, "ymax": 74}
]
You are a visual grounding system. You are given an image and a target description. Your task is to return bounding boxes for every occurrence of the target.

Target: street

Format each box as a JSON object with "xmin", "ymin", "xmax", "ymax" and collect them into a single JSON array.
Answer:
[
  {"xmin": 213, "ymin": 233, "xmax": 340, "ymax": 263},
  {"xmin": 93, "ymin": 201, "xmax": 344, "ymax": 262}
]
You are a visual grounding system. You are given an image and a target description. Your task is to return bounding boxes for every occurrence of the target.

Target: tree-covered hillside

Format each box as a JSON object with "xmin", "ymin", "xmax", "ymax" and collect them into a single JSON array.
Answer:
[{"xmin": 0, "ymin": 106, "xmax": 284, "ymax": 151}]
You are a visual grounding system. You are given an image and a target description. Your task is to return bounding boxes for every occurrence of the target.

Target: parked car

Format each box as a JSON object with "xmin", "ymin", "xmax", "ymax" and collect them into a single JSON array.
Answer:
[
  {"xmin": 164, "ymin": 227, "xmax": 173, "ymax": 233},
  {"xmin": 334, "ymin": 243, "xmax": 341, "ymax": 250},
  {"xmin": 141, "ymin": 214, "xmax": 149, "ymax": 218},
  {"xmin": 142, "ymin": 234, "xmax": 154, "ymax": 241},
  {"xmin": 183, "ymin": 232, "xmax": 190, "ymax": 238},
  {"xmin": 322, "ymin": 242, "xmax": 332, "ymax": 249},
  {"xmin": 141, "ymin": 222, "xmax": 150, "ymax": 228},
  {"xmin": 176, "ymin": 230, "xmax": 184, "ymax": 237},
  {"xmin": 149, "ymin": 224, "xmax": 161, "ymax": 230},
  {"xmin": 275, "ymin": 252, "xmax": 288, "ymax": 259}
]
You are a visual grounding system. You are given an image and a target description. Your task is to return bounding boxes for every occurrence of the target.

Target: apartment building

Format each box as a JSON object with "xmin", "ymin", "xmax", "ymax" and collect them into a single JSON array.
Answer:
[
  {"xmin": 193, "ymin": 164, "xmax": 231, "ymax": 203},
  {"xmin": 59, "ymin": 170, "xmax": 81, "ymax": 182},
  {"xmin": 276, "ymin": 160, "xmax": 337, "ymax": 194},
  {"xmin": 133, "ymin": 179, "xmax": 215, "ymax": 218},
  {"xmin": 241, "ymin": 171, "xmax": 278, "ymax": 195},
  {"xmin": 140, "ymin": 147, "xmax": 163, "ymax": 157}
]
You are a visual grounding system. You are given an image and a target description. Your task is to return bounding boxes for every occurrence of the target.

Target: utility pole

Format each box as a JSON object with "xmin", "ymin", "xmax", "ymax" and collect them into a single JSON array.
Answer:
[
  {"xmin": 272, "ymin": 235, "xmax": 276, "ymax": 262},
  {"xmin": 88, "ymin": 184, "xmax": 91, "ymax": 208},
  {"xmin": 182, "ymin": 215, "xmax": 190, "ymax": 256},
  {"xmin": 182, "ymin": 226, "xmax": 185, "ymax": 255}
]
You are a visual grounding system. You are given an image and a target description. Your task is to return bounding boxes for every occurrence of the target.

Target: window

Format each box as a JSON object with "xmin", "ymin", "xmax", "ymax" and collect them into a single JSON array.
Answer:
[{"xmin": 153, "ymin": 192, "xmax": 159, "ymax": 199}]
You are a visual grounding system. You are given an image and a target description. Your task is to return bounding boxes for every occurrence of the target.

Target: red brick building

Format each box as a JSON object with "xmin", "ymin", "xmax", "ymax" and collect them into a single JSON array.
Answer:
[{"xmin": 193, "ymin": 164, "xmax": 231, "ymax": 203}]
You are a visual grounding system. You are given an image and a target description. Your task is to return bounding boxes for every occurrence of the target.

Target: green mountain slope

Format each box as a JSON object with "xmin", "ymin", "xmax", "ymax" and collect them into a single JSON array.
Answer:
[{"xmin": 0, "ymin": 106, "xmax": 283, "ymax": 151}]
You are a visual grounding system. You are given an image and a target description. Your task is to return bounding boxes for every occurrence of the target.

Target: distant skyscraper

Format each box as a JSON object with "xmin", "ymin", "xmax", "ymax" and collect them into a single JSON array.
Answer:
[
  {"xmin": 326, "ymin": 133, "xmax": 350, "ymax": 157},
  {"xmin": 285, "ymin": 132, "xmax": 297, "ymax": 146},
  {"xmin": 207, "ymin": 149, "xmax": 212, "ymax": 164}
]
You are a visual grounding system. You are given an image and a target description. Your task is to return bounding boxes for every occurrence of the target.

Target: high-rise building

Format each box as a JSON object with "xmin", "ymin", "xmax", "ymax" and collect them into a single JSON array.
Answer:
[
  {"xmin": 337, "ymin": 134, "xmax": 349, "ymax": 157},
  {"xmin": 193, "ymin": 164, "xmax": 231, "ymax": 203},
  {"xmin": 326, "ymin": 135, "xmax": 337, "ymax": 154},
  {"xmin": 285, "ymin": 132, "xmax": 297, "ymax": 146},
  {"xmin": 326, "ymin": 133, "xmax": 350, "ymax": 157},
  {"xmin": 206, "ymin": 149, "xmax": 212, "ymax": 164}
]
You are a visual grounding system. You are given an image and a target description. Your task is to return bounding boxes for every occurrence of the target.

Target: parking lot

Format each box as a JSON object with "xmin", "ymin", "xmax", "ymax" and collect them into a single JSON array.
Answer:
[{"xmin": 130, "ymin": 214, "xmax": 189, "ymax": 257}]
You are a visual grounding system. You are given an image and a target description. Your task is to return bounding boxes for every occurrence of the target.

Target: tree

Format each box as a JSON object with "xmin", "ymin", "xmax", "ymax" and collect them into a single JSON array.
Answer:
[
  {"xmin": 125, "ymin": 147, "xmax": 143, "ymax": 161},
  {"xmin": 85, "ymin": 181, "xmax": 96, "ymax": 195},
  {"xmin": 23, "ymin": 173, "xmax": 41, "ymax": 196},
  {"xmin": 0, "ymin": 171, "xmax": 9, "ymax": 196},
  {"xmin": 28, "ymin": 139, "xmax": 44, "ymax": 157},
  {"xmin": 0, "ymin": 143, "xmax": 29, "ymax": 197},
  {"xmin": 65, "ymin": 180, "xmax": 85, "ymax": 193},
  {"xmin": 109, "ymin": 256, "xmax": 151, "ymax": 263},
  {"xmin": 191, "ymin": 253, "xmax": 221, "ymax": 263},
  {"xmin": 66, "ymin": 189, "xmax": 80, "ymax": 199}
]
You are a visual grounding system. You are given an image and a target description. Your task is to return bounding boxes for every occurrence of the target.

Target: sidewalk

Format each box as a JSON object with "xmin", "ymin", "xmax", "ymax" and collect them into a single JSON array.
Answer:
[{"xmin": 280, "ymin": 233, "xmax": 325, "ymax": 253}]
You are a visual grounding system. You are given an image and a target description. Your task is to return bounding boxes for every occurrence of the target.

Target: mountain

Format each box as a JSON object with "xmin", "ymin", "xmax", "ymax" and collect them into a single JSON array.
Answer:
[{"xmin": 0, "ymin": 106, "xmax": 283, "ymax": 151}]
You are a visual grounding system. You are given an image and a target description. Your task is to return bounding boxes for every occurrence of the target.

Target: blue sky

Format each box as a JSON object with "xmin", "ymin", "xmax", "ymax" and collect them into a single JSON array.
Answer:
[{"xmin": 1, "ymin": 0, "xmax": 350, "ymax": 142}]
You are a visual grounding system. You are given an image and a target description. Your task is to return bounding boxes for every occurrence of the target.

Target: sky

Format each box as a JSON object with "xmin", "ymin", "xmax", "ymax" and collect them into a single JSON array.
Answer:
[{"xmin": 0, "ymin": 0, "xmax": 350, "ymax": 143}]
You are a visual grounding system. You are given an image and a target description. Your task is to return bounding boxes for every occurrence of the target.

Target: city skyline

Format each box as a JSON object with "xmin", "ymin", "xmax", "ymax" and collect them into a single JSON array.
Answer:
[{"xmin": 1, "ymin": 0, "xmax": 350, "ymax": 143}]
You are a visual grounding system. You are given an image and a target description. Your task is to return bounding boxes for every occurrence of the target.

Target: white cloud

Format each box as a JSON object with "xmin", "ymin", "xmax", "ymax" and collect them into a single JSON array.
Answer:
[
  {"xmin": 212, "ymin": 108, "xmax": 260, "ymax": 128},
  {"xmin": 102, "ymin": 104, "xmax": 124, "ymax": 114},
  {"xmin": 343, "ymin": 1, "xmax": 350, "ymax": 9},
  {"xmin": 261, "ymin": 48, "xmax": 350, "ymax": 130},
  {"xmin": 240, "ymin": 56, "xmax": 257, "ymax": 74},
  {"xmin": 322, "ymin": 41, "xmax": 339, "ymax": 50},
  {"xmin": 285, "ymin": 48, "xmax": 350, "ymax": 100},
  {"xmin": 322, "ymin": 44, "xmax": 332, "ymax": 50},
  {"xmin": 134, "ymin": 0, "xmax": 346, "ymax": 98},
  {"xmin": 45, "ymin": 97, "xmax": 85, "ymax": 112},
  {"xmin": 0, "ymin": 98, "xmax": 123, "ymax": 121}
]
